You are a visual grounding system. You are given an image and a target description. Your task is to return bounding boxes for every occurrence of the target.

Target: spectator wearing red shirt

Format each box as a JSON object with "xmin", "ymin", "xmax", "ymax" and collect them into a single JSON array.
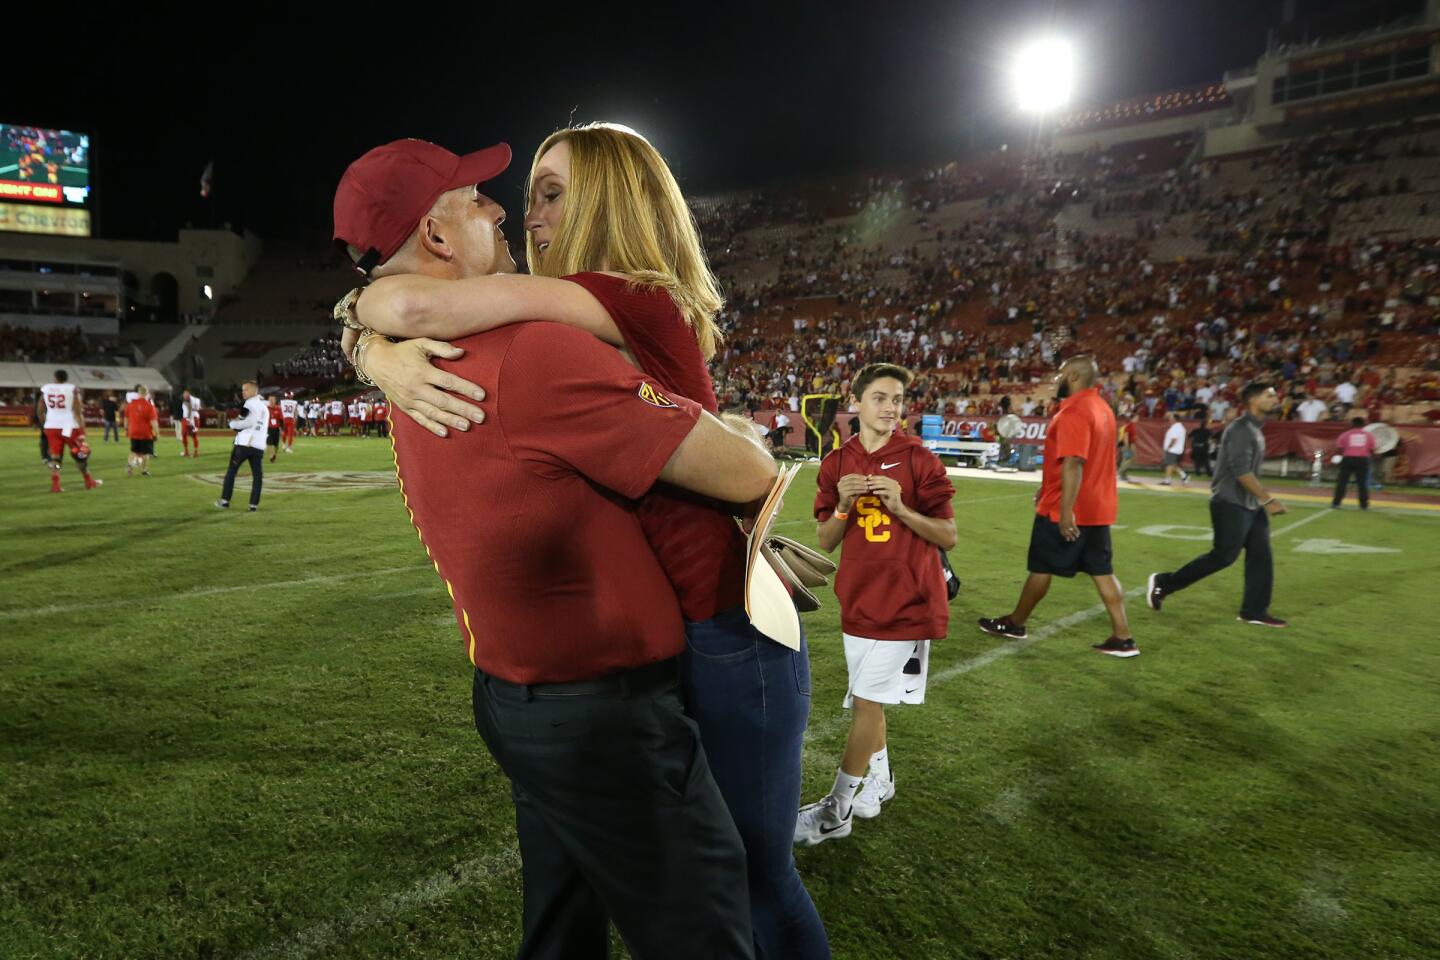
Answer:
[
  {"xmin": 1332, "ymin": 416, "xmax": 1377, "ymax": 509},
  {"xmin": 124, "ymin": 384, "xmax": 158, "ymax": 477},
  {"xmin": 334, "ymin": 135, "xmax": 778, "ymax": 959},
  {"xmin": 265, "ymin": 398, "xmax": 282, "ymax": 462},
  {"xmin": 342, "ymin": 127, "xmax": 828, "ymax": 959},
  {"xmin": 979, "ymin": 356, "xmax": 1139, "ymax": 657},
  {"xmin": 371, "ymin": 399, "xmax": 388, "ymax": 438},
  {"xmin": 799, "ymin": 363, "xmax": 956, "ymax": 845}
]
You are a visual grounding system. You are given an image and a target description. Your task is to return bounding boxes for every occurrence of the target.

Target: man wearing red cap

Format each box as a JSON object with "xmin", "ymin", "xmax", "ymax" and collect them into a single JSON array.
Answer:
[{"xmin": 333, "ymin": 139, "xmax": 775, "ymax": 960}]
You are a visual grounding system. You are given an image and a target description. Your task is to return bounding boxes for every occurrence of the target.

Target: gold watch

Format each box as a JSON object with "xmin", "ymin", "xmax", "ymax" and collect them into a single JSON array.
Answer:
[{"xmin": 334, "ymin": 287, "xmax": 365, "ymax": 331}]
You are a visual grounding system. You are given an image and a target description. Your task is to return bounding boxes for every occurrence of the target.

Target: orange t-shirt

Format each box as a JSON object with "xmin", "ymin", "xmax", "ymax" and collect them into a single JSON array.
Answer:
[
  {"xmin": 1036, "ymin": 387, "xmax": 1118, "ymax": 526},
  {"xmin": 125, "ymin": 398, "xmax": 157, "ymax": 440}
]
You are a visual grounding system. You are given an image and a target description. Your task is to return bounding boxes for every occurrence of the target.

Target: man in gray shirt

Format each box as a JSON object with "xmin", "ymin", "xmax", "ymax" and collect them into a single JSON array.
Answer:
[{"xmin": 1145, "ymin": 381, "xmax": 1290, "ymax": 628}]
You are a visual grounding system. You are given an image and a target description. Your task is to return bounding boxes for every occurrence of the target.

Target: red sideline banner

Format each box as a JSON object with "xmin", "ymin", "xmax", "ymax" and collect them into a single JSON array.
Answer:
[
  {"xmin": 751, "ymin": 411, "xmax": 1440, "ymax": 479},
  {"xmin": 0, "ymin": 406, "xmax": 211, "ymax": 430}
]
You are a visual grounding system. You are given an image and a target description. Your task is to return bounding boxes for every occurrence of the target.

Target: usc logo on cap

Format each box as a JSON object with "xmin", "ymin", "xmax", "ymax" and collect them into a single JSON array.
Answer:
[{"xmin": 637, "ymin": 382, "xmax": 677, "ymax": 409}]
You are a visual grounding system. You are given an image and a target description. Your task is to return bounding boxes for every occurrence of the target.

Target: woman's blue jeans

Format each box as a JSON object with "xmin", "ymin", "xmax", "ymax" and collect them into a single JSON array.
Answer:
[{"xmin": 682, "ymin": 606, "xmax": 830, "ymax": 960}]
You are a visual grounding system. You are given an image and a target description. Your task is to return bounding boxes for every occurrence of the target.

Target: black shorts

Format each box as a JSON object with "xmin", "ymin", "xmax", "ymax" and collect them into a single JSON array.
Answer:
[
  {"xmin": 129, "ymin": 438, "xmax": 155, "ymax": 455},
  {"xmin": 1026, "ymin": 515, "xmax": 1114, "ymax": 578},
  {"xmin": 267, "ymin": 427, "xmax": 280, "ymax": 445}
]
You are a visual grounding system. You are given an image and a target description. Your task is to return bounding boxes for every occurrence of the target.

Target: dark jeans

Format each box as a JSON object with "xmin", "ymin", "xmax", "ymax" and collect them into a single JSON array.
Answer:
[
  {"xmin": 683, "ymin": 608, "xmax": 830, "ymax": 960},
  {"xmin": 220, "ymin": 446, "xmax": 264, "ymax": 507},
  {"xmin": 472, "ymin": 665, "xmax": 754, "ymax": 960},
  {"xmin": 103, "ymin": 419, "xmax": 120, "ymax": 442},
  {"xmin": 1333, "ymin": 456, "xmax": 1370, "ymax": 508},
  {"xmin": 1193, "ymin": 449, "xmax": 1212, "ymax": 476},
  {"xmin": 1158, "ymin": 499, "xmax": 1273, "ymax": 619}
]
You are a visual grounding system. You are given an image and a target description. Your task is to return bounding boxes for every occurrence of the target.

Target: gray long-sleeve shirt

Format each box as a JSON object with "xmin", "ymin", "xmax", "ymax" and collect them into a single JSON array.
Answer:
[{"xmin": 1211, "ymin": 413, "xmax": 1266, "ymax": 509}]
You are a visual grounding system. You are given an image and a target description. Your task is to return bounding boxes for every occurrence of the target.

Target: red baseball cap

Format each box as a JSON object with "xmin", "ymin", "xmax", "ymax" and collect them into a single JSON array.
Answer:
[{"xmin": 333, "ymin": 139, "xmax": 511, "ymax": 275}]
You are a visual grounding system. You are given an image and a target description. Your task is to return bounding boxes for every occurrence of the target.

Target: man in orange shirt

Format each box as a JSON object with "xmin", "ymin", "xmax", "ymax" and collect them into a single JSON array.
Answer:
[
  {"xmin": 978, "ymin": 356, "xmax": 1138, "ymax": 657},
  {"xmin": 124, "ymin": 385, "xmax": 159, "ymax": 477}
]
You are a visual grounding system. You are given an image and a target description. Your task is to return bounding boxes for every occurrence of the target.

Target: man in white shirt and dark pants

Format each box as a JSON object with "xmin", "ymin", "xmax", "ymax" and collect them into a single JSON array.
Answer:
[
  {"xmin": 216, "ymin": 381, "xmax": 267, "ymax": 512},
  {"xmin": 1161, "ymin": 412, "xmax": 1189, "ymax": 486}
]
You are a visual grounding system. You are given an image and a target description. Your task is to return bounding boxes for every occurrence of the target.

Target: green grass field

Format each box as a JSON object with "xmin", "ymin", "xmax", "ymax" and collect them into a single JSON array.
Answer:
[{"xmin": 3, "ymin": 434, "xmax": 1438, "ymax": 960}]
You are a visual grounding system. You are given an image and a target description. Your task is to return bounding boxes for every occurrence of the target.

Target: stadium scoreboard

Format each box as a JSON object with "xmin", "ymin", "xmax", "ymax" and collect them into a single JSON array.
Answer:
[{"xmin": 0, "ymin": 123, "xmax": 92, "ymax": 237}]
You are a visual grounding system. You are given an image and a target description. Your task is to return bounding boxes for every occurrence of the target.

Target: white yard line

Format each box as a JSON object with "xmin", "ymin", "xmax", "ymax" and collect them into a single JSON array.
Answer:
[
  {"xmin": 1270, "ymin": 508, "xmax": 1331, "ymax": 538},
  {"xmin": 241, "ymin": 847, "xmax": 521, "ymax": 960},
  {"xmin": 0, "ymin": 564, "xmax": 431, "ymax": 621}
]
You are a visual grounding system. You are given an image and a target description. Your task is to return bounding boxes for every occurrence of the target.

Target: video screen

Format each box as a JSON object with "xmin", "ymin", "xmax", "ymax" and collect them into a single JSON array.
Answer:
[{"xmin": 0, "ymin": 123, "xmax": 91, "ymax": 207}]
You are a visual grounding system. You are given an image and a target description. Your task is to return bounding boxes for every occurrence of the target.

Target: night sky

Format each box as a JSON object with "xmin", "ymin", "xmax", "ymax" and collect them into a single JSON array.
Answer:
[{"xmin": 24, "ymin": 0, "xmax": 1302, "ymax": 245}]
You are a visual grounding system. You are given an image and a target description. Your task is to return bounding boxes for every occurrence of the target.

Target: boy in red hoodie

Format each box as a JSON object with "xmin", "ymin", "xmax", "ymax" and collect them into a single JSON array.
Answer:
[{"xmin": 796, "ymin": 363, "xmax": 957, "ymax": 846}]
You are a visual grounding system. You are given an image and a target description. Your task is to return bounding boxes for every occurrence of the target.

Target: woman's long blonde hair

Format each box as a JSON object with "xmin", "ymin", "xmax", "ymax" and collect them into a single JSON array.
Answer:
[{"xmin": 525, "ymin": 123, "xmax": 724, "ymax": 360}]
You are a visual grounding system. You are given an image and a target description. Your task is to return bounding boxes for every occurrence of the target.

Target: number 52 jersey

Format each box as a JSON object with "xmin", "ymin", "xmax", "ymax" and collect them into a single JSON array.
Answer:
[
  {"xmin": 814, "ymin": 432, "xmax": 955, "ymax": 641},
  {"xmin": 41, "ymin": 382, "xmax": 78, "ymax": 431}
]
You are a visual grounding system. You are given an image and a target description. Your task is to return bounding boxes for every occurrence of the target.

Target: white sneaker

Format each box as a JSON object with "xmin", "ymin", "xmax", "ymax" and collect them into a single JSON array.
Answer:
[
  {"xmin": 1180, "ymin": 471, "xmax": 1190, "ymax": 486},
  {"xmin": 794, "ymin": 795, "xmax": 852, "ymax": 847},
  {"xmin": 851, "ymin": 773, "xmax": 896, "ymax": 820}
]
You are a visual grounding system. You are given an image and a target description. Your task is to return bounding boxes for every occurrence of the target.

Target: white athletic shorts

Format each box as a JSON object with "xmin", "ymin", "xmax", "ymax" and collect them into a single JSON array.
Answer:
[{"xmin": 842, "ymin": 634, "xmax": 931, "ymax": 708}]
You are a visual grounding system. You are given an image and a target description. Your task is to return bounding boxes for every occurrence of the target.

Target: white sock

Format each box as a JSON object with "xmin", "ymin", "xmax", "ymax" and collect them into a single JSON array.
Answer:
[
  {"xmin": 831, "ymin": 769, "xmax": 864, "ymax": 816},
  {"xmin": 869, "ymin": 747, "xmax": 891, "ymax": 783}
]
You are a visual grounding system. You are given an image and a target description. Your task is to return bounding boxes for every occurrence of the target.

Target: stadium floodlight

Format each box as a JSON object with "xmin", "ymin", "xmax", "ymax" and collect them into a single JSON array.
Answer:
[
  {"xmin": 1013, "ymin": 38, "xmax": 1073, "ymax": 114},
  {"xmin": 202, "ymin": 284, "xmax": 213, "ymax": 300}
]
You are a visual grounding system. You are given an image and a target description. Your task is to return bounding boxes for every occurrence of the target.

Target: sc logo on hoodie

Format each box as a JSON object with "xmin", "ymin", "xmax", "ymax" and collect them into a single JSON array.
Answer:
[{"xmin": 854, "ymin": 496, "xmax": 891, "ymax": 543}]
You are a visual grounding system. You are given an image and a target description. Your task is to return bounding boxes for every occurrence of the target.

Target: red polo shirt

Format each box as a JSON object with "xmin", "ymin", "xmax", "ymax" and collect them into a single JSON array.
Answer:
[
  {"xmin": 1036, "ymin": 386, "xmax": 1118, "ymax": 526},
  {"xmin": 390, "ymin": 321, "xmax": 702, "ymax": 684},
  {"xmin": 564, "ymin": 273, "xmax": 747, "ymax": 623}
]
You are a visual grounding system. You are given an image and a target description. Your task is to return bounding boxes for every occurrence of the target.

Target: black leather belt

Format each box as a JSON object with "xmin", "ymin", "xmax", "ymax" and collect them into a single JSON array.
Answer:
[{"xmin": 482, "ymin": 657, "xmax": 679, "ymax": 701}]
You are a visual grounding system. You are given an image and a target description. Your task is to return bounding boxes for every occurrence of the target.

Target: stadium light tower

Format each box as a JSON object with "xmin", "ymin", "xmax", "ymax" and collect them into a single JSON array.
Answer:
[{"xmin": 1013, "ymin": 38, "xmax": 1074, "ymax": 114}]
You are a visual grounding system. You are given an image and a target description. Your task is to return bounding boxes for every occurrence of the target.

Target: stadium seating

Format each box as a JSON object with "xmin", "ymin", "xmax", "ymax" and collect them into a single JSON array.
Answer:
[{"xmin": 106, "ymin": 116, "xmax": 1440, "ymax": 428}]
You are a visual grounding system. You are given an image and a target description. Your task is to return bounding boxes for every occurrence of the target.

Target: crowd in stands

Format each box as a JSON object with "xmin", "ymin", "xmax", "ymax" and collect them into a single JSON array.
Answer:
[
  {"xmin": 1055, "ymin": 82, "xmax": 1232, "ymax": 134},
  {"xmin": 0, "ymin": 324, "xmax": 88, "ymax": 363},
  {"xmin": 698, "ymin": 120, "xmax": 1440, "ymax": 428},
  {"xmin": 47, "ymin": 109, "xmax": 1431, "ymax": 437},
  {"xmin": 272, "ymin": 332, "xmax": 351, "ymax": 380}
]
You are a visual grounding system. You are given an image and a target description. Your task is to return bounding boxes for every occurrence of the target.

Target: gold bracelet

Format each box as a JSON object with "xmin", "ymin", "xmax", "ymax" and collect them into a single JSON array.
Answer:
[
  {"xmin": 334, "ymin": 288, "xmax": 366, "ymax": 332},
  {"xmin": 352, "ymin": 330, "xmax": 381, "ymax": 387}
]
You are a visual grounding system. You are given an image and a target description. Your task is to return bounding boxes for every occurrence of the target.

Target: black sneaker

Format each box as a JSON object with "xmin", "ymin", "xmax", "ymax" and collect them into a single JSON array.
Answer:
[
  {"xmin": 1237, "ymin": 614, "xmax": 1288, "ymax": 628},
  {"xmin": 1092, "ymin": 637, "xmax": 1140, "ymax": 658},
  {"xmin": 248, "ymin": 505, "xmax": 258, "ymax": 512},
  {"xmin": 978, "ymin": 616, "xmax": 1027, "ymax": 640},
  {"xmin": 1146, "ymin": 573, "xmax": 1167, "ymax": 612},
  {"xmin": 214, "ymin": 499, "xmax": 229, "ymax": 509}
]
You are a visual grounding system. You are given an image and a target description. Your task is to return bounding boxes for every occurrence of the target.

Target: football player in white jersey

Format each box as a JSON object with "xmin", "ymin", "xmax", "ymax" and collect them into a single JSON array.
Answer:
[
  {"xmin": 279, "ymin": 392, "xmax": 299, "ymax": 453},
  {"xmin": 181, "ymin": 389, "xmax": 203, "ymax": 458},
  {"xmin": 329, "ymin": 398, "xmax": 343, "ymax": 436},
  {"xmin": 38, "ymin": 369, "xmax": 100, "ymax": 493}
]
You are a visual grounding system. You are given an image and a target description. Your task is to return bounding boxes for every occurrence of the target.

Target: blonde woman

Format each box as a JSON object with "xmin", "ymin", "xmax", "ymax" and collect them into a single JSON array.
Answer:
[{"xmin": 347, "ymin": 124, "xmax": 829, "ymax": 960}]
